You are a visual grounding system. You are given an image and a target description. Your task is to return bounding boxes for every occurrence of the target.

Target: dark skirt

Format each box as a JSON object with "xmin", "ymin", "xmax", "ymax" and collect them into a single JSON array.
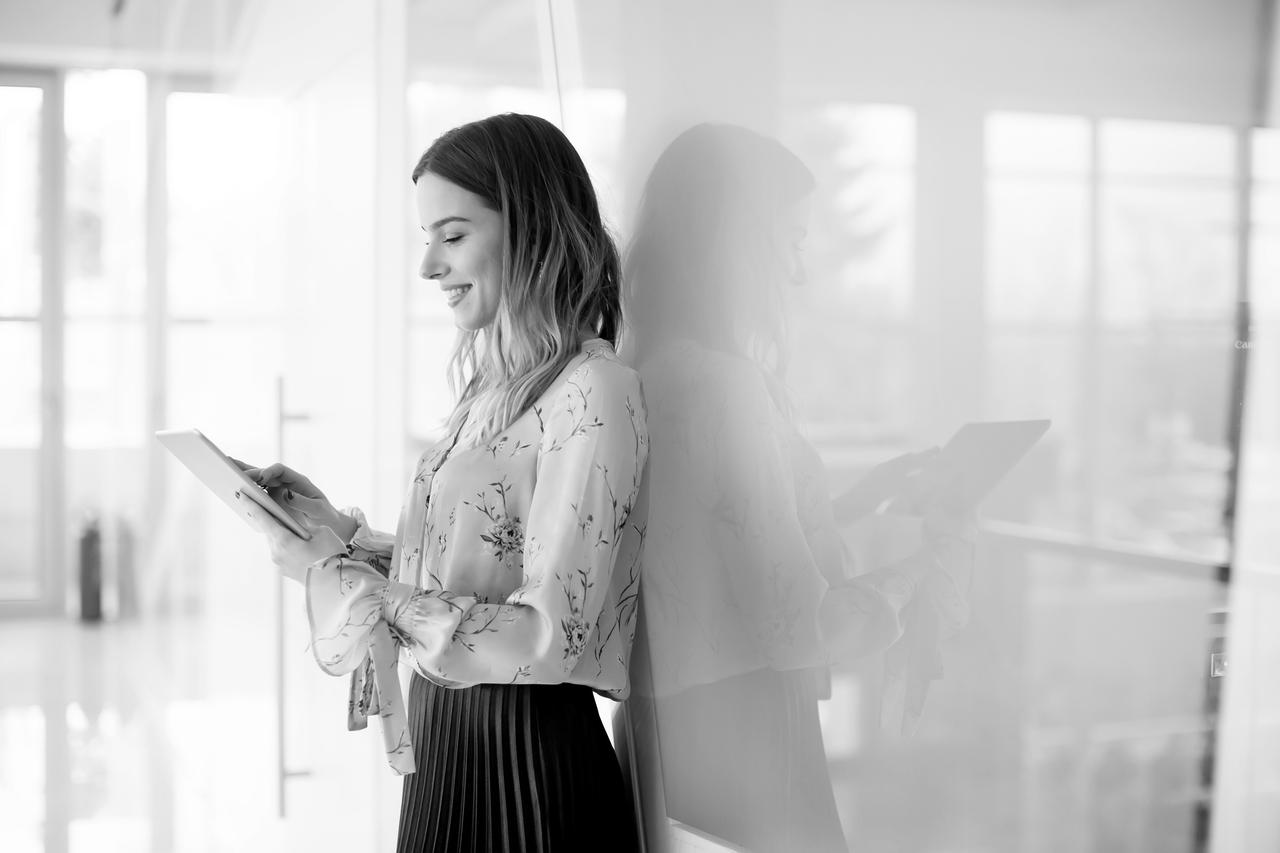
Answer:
[
  {"xmin": 654, "ymin": 667, "xmax": 848, "ymax": 853},
  {"xmin": 396, "ymin": 671, "xmax": 640, "ymax": 853}
]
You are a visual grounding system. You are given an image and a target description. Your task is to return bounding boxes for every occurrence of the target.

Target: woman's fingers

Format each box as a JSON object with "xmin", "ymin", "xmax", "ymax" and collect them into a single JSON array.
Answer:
[
  {"xmin": 253, "ymin": 462, "xmax": 324, "ymax": 499},
  {"xmin": 282, "ymin": 492, "xmax": 325, "ymax": 517},
  {"xmin": 896, "ymin": 446, "xmax": 941, "ymax": 479},
  {"xmin": 229, "ymin": 456, "xmax": 264, "ymax": 481},
  {"xmin": 912, "ymin": 445, "xmax": 942, "ymax": 466},
  {"xmin": 899, "ymin": 448, "xmax": 948, "ymax": 500},
  {"xmin": 264, "ymin": 485, "xmax": 320, "ymax": 530},
  {"xmin": 874, "ymin": 446, "xmax": 941, "ymax": 487},
  {"xmin": 255, "ymin": 463, "xmax": 293, "ymax": 489},
  {"xmin": 265, "ymin": 483, "xmax": 295, "ymax": 503},
  {"xmin": 255, "ymin": 462, "xmax": 287, "ymax": 485}
]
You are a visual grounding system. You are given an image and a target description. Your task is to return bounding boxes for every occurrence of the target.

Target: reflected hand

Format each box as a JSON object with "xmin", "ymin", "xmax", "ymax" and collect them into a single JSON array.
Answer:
[
  {"xmin": 238, "ymin": 490, "xmax": 348, "ymax": 584},
  {"xmin": 921, "ymin": 499, "xmax": 979, "ymax": 546},
  {"xmin": 834, "ymin": 447, "xmax": 940, "ymax": 523}
]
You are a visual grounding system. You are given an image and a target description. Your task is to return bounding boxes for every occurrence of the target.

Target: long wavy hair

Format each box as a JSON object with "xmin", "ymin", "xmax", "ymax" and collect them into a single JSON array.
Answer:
[
  {"xmin": 622, "ymin": 123, "xmax": 815, "ymax": 413},
  {"xmin": 412, "ymin": 113, "xmax": 622, "ymax": 448}
]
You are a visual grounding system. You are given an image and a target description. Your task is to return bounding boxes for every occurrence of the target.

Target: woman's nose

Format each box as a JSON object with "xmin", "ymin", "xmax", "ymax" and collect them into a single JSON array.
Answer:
[{"xmin": 420, "ymin": 247, "xmax": 447, "ymax": 280}]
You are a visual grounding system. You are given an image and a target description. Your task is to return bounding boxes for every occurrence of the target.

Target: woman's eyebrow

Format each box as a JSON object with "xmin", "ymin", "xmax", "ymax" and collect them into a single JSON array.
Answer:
[{"xmin": 422, "ymin": 215, "xmax": 471, "ymax": 232}]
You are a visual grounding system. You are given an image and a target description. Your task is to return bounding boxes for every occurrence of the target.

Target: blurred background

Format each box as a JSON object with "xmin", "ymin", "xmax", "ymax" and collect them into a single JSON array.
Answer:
[{"xmin": 0, "ymin": 0, "xmax": 1277, "ymax": 850}]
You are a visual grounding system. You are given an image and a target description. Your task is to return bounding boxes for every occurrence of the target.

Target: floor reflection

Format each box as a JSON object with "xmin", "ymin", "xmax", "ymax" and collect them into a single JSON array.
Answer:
[{"xmin": 0, "ymin": 617, "xmax": 280, "ymax": 853}]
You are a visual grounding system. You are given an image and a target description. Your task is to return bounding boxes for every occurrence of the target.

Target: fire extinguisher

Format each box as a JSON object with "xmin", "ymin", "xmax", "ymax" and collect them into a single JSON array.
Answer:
[{"xmin": 79, "ymin": 515, "xmax": 103, "ymax": 623}]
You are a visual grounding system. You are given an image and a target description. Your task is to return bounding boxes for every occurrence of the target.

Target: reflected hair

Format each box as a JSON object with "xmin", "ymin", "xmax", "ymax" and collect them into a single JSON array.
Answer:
[
  {"xmin": 412, "ymin": 113, "xmax": 622, "ymax": 448},
  {"xmin": 622, "ymin": 123, "xmax": 814, "ymax": 410}
]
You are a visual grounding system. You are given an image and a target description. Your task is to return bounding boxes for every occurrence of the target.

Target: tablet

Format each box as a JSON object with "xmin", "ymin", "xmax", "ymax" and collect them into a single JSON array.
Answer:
[
  {"xmin": 155, "ymin": 428, "xmax": 312, "ymax": 540},
  {"xmin": 889, "ymin": 419, "xmax": 1051, "ymax": 512}
]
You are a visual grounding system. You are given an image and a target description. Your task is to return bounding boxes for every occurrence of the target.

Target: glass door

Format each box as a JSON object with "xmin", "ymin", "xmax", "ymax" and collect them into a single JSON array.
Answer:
[{"xmin": 0, "ymin": 70, "xmax": 61, "ymax": 617}]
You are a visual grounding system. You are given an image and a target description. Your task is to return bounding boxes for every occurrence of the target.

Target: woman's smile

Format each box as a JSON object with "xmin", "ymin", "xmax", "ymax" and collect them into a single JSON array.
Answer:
[{"xmin": 443, "ymin": 283, "xmax": 473, "ymax": 307}]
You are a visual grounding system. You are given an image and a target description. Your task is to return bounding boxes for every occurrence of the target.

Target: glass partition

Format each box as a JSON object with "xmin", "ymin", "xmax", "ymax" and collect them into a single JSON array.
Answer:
[{"xmin": 555, "ymin": 3, "xmax": 1257, "ymax": 851}]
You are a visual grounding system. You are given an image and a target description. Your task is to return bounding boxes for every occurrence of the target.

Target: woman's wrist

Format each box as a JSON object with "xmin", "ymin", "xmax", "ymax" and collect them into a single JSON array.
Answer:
[{"xmin": 335, "ymin": 510, "xmax": 360, "ymax": 545}]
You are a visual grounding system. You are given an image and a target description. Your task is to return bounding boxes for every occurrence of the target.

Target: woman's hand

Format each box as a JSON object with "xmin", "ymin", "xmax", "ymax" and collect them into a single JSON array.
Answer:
[
  {"xmin": 229, "ymin": 457, "xmax": 358, "ymax": 544},
  {"xmin": 238, "ymin": 490, "xmax": 349, "ymax": 584},
  {"xmin": 921, "ymin": 499, "xmax": 979, "ymax": 547},
  {"xmin": 229, "ymin": 457, "xmax": 324, "ymax": 499},
  {"xmin": 833, "ymin": 447, "xmax": 940, "ymax": 523}
]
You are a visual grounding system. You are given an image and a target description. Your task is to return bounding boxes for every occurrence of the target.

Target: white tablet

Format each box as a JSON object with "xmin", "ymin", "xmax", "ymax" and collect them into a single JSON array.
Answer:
[
  {"xmin": 890, "ymin": 419, "xmax": 1052, "ymax": 512},
  {"xmin": 155, "ymin": 428, "xmax": 312, "ymax": 540}
]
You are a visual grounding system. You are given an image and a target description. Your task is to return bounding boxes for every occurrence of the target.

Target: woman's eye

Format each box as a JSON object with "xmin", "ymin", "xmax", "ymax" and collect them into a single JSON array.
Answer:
[{"xmin": 443, "ymin": 234, "xmax": 464, "ymax": 244}]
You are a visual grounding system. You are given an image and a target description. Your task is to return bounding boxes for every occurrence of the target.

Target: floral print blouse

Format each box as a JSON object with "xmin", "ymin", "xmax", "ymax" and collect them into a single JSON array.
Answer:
[{"xmin": 304, "ymin": 339, "xmax": 649, "ymax": 775}]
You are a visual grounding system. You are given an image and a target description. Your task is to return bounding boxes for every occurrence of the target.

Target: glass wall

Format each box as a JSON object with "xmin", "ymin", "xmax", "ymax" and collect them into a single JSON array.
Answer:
[{"xmin": 521, "ymin": 2, "xmax": 1267, "ymax": 851}]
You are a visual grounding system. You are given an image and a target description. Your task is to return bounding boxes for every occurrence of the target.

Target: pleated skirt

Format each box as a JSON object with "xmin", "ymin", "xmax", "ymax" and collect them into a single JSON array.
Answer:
[{"xmin": 395, "ymin": 671, "xmax": 640, "ymax": 853}]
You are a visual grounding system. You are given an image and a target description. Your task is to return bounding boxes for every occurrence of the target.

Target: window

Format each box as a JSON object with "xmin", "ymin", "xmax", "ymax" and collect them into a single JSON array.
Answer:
[
  {"xmin": 784, "ymin": 103, "xmax": 918, "ymax": 438},
  {"xmin": 985, "ymin": 113, "xmax": 1237, "ymax": 561},
  {"xmin": 0, "ymin": 80, "xmax": 47, "ymax": 600}
]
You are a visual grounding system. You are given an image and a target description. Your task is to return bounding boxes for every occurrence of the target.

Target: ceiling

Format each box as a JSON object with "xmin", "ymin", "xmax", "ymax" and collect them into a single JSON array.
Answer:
[{"xmin": 0, "ymin": 0, "xmax": 252, "ymax": 74}]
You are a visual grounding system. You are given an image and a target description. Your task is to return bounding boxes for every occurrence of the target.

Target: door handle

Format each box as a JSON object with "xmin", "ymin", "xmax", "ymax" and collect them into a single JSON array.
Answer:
[{"xmin": 276, "ymin": 375, "xmax": 313, "ymax": 817}]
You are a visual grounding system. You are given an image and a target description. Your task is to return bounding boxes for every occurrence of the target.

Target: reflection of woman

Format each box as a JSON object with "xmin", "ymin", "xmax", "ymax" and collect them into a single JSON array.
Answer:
[
  {"xmin": 620, "ymin": 124, "xmax": 974, "ymax": 852},
  {"xmin": 238, "ymin": 114, "xmax": 647, "ymax": 852}
]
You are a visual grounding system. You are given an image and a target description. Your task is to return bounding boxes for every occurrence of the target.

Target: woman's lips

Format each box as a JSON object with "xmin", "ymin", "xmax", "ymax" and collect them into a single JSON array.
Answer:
[{"xmin": 444, "ymin": 284, "xmax": 472, "ymax": 307}]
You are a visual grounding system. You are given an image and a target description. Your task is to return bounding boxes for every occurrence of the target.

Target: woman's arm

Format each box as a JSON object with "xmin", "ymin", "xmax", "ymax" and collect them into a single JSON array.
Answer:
[{"xmin": 303, "ymin": 357, "xmax": 649, "ymax": 686}]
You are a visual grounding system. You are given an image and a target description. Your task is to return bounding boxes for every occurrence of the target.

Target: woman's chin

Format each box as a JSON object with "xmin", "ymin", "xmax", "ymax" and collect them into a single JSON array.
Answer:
[{"xmin": 453, "ymin": 313, "xmax": 493, "ymax": 333}]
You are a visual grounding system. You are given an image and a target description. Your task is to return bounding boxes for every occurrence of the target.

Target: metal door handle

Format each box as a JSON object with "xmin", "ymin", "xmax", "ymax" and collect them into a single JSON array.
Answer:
[{"xmin": 275, "ymin": 375, "xmax": 312, "ymax": 817}]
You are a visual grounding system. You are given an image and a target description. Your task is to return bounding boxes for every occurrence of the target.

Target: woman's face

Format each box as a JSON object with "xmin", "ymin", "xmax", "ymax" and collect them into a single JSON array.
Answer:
[
  {"xmin": 774, "ymin": 194, "xmax": 812, "ymax": 288},
  {"xmin": 415, "ymin": 172, "xmax": 506, "ymax": 330}
]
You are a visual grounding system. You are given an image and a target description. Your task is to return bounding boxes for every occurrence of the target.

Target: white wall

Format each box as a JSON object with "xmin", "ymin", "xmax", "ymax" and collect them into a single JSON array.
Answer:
[{"xmin": 782, "ymin": 0, "xmax": 1262, "ymax": 125}]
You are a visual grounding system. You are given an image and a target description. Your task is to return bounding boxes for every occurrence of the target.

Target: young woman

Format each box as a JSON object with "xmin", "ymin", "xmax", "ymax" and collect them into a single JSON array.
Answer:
[{"xmin": 238, "ymin": 113, "xmax": 647, "ymax": 853}]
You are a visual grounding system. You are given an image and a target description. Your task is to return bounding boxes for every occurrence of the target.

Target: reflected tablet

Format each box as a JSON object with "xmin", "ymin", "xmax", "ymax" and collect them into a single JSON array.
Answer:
[
  {"xmin": 155, "ymin": 428, "xmax": 312, "ymax": 540},
  {"xmin": 892, "ymin": 419, "xmax": 1051, "ymax": 512}
]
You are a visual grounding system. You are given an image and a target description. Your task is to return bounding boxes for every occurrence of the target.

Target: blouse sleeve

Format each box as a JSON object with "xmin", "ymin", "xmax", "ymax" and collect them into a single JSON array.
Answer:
[
  {"xmin": 873, "ymin": 510, "xmax": 977, "ymax": 736},
  {"xmin": 337, "ymin": 505, "xmax": 395, "ymax": 579},
  {"xmin": 328, "ymin": 505, "xmax": 403, "ymax": 740},
  {"xmin": 305, "ymin": 358, "xmax": 648, "ymax": 687}
]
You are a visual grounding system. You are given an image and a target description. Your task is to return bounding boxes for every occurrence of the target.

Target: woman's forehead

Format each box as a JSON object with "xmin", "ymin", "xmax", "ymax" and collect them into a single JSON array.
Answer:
[{"xmin": 414, "ymin": 172, "xmax": 490, "ymax": 224}]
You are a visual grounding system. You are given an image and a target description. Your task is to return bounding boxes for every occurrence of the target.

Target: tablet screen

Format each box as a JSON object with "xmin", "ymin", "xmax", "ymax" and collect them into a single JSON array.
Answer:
[{"xmin": 894, "ymin": 419, "xmax": 1051, "ymax": 512}]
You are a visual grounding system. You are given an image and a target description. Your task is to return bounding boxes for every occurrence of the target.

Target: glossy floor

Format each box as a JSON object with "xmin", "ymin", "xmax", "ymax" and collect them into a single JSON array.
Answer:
[{"xmin": 0, "ymin": 615, "xmax": 397, "ymax": 853}]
